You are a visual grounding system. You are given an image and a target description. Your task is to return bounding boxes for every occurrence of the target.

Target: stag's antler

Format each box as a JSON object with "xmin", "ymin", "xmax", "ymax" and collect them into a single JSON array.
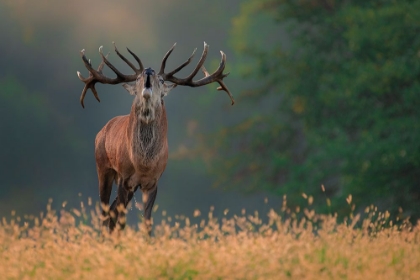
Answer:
[
  {"xmin": 78, "ymin": 42, "xmax": 234, "ymax": 107},
  {"xmin": 77, "ymin": 42, "xmax": 144, "ymax": 108},
  {"xmin": 159, "ymin": 42, "xmax": 234, "ymax": 105}
]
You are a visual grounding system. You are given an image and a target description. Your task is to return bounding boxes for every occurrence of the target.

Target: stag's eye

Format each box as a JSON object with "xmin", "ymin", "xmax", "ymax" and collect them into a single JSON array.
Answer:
[{"xmin": 159, "ymin": 78, "xmax": 164, "ymax": 84}]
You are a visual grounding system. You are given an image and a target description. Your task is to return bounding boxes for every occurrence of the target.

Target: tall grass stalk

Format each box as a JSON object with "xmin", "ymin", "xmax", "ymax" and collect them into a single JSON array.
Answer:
[{"xmin": 0, "ymin": 200, "xmax": 419, "ymax": 279}]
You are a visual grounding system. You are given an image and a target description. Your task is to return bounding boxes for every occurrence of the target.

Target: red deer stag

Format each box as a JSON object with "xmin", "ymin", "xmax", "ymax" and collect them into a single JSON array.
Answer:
[{"xmin": 77, "ymin": 42, "xmax": 233, "ymax": 233}]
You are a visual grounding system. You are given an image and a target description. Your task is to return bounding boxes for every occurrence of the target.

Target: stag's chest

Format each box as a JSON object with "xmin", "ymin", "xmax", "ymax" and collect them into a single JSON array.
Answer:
[
  {"xmin": 128, "ymin": 136, "xmax": 168, "ymax": 189},
  {"xmin": 130, "ymin": 123, "xmax": 168, "ymax": 168}
]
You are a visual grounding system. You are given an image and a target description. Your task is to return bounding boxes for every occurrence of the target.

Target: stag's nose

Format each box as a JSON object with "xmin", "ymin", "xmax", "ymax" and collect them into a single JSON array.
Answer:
[
  {"xmin": 144, "ymin": 68, "xmax": 154, "ymax": 89},
  {"xmin": 145, "ymin": 68, "xmax": 154, "ymax": 76}
]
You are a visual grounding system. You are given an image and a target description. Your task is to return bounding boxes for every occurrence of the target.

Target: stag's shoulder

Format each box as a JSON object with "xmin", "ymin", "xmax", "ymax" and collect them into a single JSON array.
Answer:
[{"xmin": 95, "ymin": 115, "xmax": 129, "ymax": 143}]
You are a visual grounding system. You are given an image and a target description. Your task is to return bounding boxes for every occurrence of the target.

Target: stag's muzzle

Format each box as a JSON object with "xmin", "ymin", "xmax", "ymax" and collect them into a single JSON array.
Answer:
[
  {"xmin": 142, "ymin": 87, "xmax": 152, "ymax": 100},
  {"xmin": 143, "ymin": 68, "xmax": 155, "ymax": 100}
]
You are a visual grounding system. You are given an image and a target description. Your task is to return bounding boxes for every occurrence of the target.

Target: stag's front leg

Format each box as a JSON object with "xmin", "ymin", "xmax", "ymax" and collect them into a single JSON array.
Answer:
[
  {"xmin": 98, "ymin": 170, "xmax": 116, "ymax": 228},
  {"xmin": 142, "ymin": 185, "xmax": 158, "ymax": 235}
]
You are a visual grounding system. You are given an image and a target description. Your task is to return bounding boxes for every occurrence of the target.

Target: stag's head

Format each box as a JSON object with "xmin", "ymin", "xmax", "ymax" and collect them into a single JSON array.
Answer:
[
  {"xmin": 122, "ymin": 68, "xmax": 175, "ymax": 124},
  {"xmin": 77, "ymin": 42, "xmax": 235, "ymax": 115}
]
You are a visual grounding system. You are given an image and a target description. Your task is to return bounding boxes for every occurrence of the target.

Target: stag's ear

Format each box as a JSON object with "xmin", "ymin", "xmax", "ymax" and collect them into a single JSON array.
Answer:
[
  {"xmin": 122, "ymin": 83, "xmax": 136, "ymax": 95},
  {"xmin": 161, "ymin": 83, "xmax": 176, "ymax": 97}
]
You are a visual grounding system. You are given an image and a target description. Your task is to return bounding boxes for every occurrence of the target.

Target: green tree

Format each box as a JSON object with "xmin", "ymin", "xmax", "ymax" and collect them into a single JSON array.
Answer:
[{"xmin": 206, "ymin": 0, "xmax": 420, "ymax": 220}]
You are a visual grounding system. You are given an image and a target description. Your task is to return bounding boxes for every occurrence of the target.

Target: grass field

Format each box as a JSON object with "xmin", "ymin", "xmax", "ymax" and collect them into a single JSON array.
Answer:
[{"xmin": 1, "ymin": 199, "xmax": 419, "ymax": 279}]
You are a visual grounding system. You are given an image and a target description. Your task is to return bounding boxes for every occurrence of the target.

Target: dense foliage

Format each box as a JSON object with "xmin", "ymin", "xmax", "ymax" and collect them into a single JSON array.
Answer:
[{"xmin": 208, "ymin": 0, "xmax": 420, "ymax": 219}]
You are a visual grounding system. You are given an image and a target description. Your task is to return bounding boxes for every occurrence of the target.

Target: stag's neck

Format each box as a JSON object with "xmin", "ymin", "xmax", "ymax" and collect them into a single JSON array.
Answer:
[{"xmin": 128, "ymin": 101, "xmax": 167, "ymax": 164}]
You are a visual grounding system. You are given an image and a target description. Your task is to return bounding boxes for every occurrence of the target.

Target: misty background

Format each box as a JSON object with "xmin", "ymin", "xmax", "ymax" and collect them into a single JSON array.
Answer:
[{"xmin": 0, "ymin": 0, "xmax": 281, "ymax": 224}]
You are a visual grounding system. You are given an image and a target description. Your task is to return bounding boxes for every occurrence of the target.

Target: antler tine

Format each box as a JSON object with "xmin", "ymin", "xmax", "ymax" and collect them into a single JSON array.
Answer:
[
  {"xmin": 99, "ymin": 46, "xmax": 127, "ymax": 80},
  {"xmin": 217, "ymin": 80, "xmax": 234, "ymax": 105},
  {"xmin": 77, "ymin": 50, "xmax": 108, "ymax": 108},
  {"xmin": 80, "ymin": 49, "xmax": 100, "ymax": 78},
  {"xmin": 202, "ymin": 65, "xmax": 235, "ymax": 105},
  {"xmin": 159, "ymin": 43, "xmax": 177, "ymax": 75},
  {"xmin": 199, "ymin": 50, "xmax": 234, "ymax": 104},
  {"xmin": 113, "ymin": 42, "xmax": 142, "ymax": 74},
  {"xmin": 126, "ymin": 47, "xmax": 144, "ymax": 73},
  {"xmin": 198, "ymin": 50, "xmax": 228, "ymax": 84},
  {"xmin": 166, "ymin": 48, "xmax": 197, "ymax": 77},
  {"xmin": 184, "ymin": 42, "xmax": 209, "ymax": 82},
  {"xmin": 160, "ymin": 42, "xmax": 234, "ymax": 105},
  {"xmin": 79, "ymin": 85, "xmax": 88, "ymax": 108},
  {"xmin": 77, "ymin": 44, "xmax": 142, "ymax": 108},
  {"xmin": 79, "ymin": 83, "xmax": 101, "ymax": 108},
  {"xmin": 97, "ymin": 53, "xmax": 108, "ymax": 73},
  {"xmin": 91, "ymin": 85, "xmax": 101, "ymax": 102}
]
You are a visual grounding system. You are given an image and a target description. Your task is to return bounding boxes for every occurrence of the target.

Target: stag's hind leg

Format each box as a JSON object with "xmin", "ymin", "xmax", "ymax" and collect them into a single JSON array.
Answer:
[
  {"xmin": 98, "ymin": 169, "xmax": 116, "ymax": 228},
  {"xmin": 109, "ymin": 180, "xmax": 138, "ymax": 232}
]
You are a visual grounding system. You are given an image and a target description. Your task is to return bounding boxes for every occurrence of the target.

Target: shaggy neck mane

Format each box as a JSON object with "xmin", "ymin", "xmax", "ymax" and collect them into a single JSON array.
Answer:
[{"xmin": 128, "ymin": 102, "xmax": 165, "ymax": 164}]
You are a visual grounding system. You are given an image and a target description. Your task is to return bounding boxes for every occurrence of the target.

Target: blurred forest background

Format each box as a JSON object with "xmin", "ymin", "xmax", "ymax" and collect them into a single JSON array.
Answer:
[{"xmin": 0, "ymin": 0, "xmax": 419, "ymax": 224}]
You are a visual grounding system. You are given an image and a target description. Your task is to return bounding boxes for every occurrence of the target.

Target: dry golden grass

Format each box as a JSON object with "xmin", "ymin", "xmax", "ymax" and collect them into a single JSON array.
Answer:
[{"xmin": 1, "ymin": 199, "xmax": 419, "ymax": 280}]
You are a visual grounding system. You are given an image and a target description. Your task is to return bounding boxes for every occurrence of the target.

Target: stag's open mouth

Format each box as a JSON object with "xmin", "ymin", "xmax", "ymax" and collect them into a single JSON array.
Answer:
[
  {"xmin": 145, "ymin": 73, "xmax": 151, "ymax": 88},
  {"xmin": 143, "ymin": 109, "xmax": 151, "ymax": 117}
]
